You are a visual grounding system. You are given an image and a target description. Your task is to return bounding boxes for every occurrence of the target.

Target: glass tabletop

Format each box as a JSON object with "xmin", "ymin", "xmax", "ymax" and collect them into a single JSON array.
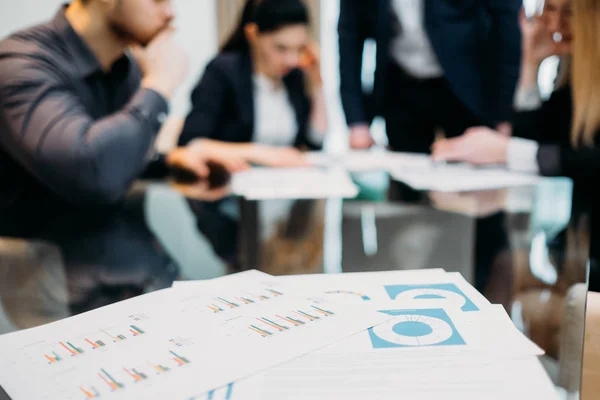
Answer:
[{"xmin": 0, "ymin": 172, "xmax": 590, "ymax": 398}]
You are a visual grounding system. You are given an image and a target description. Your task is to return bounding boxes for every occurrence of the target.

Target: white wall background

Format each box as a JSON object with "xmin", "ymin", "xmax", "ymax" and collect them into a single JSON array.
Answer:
[{"xmin": 0, "ymin": 0, "xmax": 218, "ymax": 118}]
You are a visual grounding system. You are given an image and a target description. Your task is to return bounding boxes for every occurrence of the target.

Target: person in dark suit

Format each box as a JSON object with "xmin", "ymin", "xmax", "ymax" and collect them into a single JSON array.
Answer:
[
  {"xmin": 338, "ymin": 0, "xmax": 522, "ymax": 152},
  {"xmin": 179, "ymin": 0, "xmax": 327, "ymax": 165},
  {"xmin": 433, "ymin": 0, "xmax": 600, "ymax": 289}
]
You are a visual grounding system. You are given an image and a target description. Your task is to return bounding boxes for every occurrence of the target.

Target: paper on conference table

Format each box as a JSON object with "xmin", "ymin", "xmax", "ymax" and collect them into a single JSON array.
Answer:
[
  {"xmin": 306, "ymin": 150, "xmax": 540, "ymax": 192},
  {"xmin": 205, "ymin": 305, "xmax": 550, "ymax": 400},
  {"xmin": 230, "ymin": 167, "xmax": 358, "ymax": 199},
  {"xmin": 275, "ymin": 270, "xmax": 491, "ymax": 311},
  {"xmin": 174, "ymin": 269, "xmax": 490, "ymax": 313},
  {"xmin": 0, "ymin": 271, "xmax": 389, "ymax": 400},
  {"xmin": 231, "ymin": 356, "xmax": 558, "ymax": 400},
  {"xmin": 388, "ymin": 163, "xmax": 540, "ymax": 192},
  {"xmin": 305, "ymin": 150, "xmax": 433, "ymax": 172}
]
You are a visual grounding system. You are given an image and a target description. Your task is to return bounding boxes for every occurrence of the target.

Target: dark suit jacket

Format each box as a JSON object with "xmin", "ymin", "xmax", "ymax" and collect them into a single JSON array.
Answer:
[
  {"xmin": 513, "ymin": 85, "xmax": 600, "ymax": 287},
  {"xmin": 338, "ymin": 0, "xmax": 522, "ymax": 127},
  {"xmin": 179, "ymin": 51, "xmax": 319, "ymax": 149},
  {"xmin": 512, "ymin": 85, "xmax": 600, "ymax": 183}
]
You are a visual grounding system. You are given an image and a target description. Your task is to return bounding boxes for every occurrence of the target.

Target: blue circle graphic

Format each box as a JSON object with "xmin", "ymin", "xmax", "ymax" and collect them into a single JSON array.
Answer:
[
  {"xmin": 392, "ymin": 321, "xmax": 433, "ymax": 337},
  {"xmin": 415, "ymin": 294, "xmax": 445, "ymax": 300}
]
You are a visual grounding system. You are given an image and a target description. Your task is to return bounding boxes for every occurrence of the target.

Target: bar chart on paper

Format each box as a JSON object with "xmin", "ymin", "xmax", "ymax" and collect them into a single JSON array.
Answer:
[
  {"xmin": 248, "ymin": 305, "xmax": 336, "ymax": 338},
  {"xmin": 98, "ymin": 368, "xmax": 125, "ymax": 392},
  {"xmin": 39, "ymin": 324, "xmax": 150, "ymax": 367},
  {"xmin": 0, "ymin": 273, "xmax": 390, "ymax": 400},
  {"xmin": 179, "ymin": 282, "xmax": 288, "ymax": 317},
  {"xmin": 124, "ymin": 367, "xmax": 148, "ymax": 382},
  {"xmin": 80, "ymin": 385, "xmax": 101, "ymax": 399},
  {"xmin": 102, "ymin": 324, "xmax": 146, "ymax": 343},
  {"xmin": 204, "ymin": 289, "xmax": 284, "ymax": 314}
]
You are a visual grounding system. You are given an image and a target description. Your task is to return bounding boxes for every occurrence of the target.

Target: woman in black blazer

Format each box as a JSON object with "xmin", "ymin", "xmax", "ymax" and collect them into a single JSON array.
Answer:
[
  {"xmin": 432, "ymin": 0, "xmax": 600, "ymax": 288},
  {"xmin": 179, "ymin": 0, "xmax": 327, "ymax": 166}
]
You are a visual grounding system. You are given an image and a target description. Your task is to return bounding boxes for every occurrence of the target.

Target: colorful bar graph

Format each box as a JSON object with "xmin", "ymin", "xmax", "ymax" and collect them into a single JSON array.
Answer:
[
  {"xmin": 99, "ymin": 369, "xmax": 124, "ymax": 391},
  {"xmin": 170, "ymin": 351, "xmax": 191, "ymax": 366},
  {"xmin": 238, "ymin": 297, "xmax": 254, "ymax": 304},
  {"xmin": 258, "ymin": 295, "xmax": 269, "ymax": 300},
  {"xmin": 207, "ymin": 305, "xmax": 223, "ymax": 313},
  {"xmin": 249, "ymin": 325, "xmax": 272, "ymax": 337},
  {"xmin": 45, "ymin": 351, "xmax": 62, "ymax": 364},
  {"xmin": 68, "ymin": 341, "xmax": 84, "ymax": 354},
  {"xmin": 216, "ymin": 297, "xmax": 239, "ymax": 308},
  {"xmin": 80, "ymin": 386, "xmax": 100, "ymax": 399},
  {"xmin": 258, "ymin": 318, "xmax": 288, "ymax": 332},
  {"xmin": 311, "ymin": 305, "xmax": 335, "ymax": 317},
  {"xmin": 153, "ymin": 364, "xmax": 170, "ymax": 374},
  {"xmin": 96, "ymin": 340, "xmax": 106, "ymax": 347},
  {"xmin": 59, "ymin": 341, "xmax": 81, "ymax": 356},
  {"xmin": 86, "ymin": 339, "xmax": 100, "ymax": 349},
  {"xmin": 103, "ymin": 330, "xmax": 127, "ymax": 343},
  {"xmin": 276, "ymin": 315, "xmax": 304, "ymax": 326},
  {"xmin": 294, "ymin": 310, "xmax": 319, "ymax": 321},
  {"xmin": 266, "ymin": 289, "xmax": 283, "ymax": 297},
  {"xmin": 130, "ymin": 325, "xmax": 145, "ymax": 335},
  {"xmin": 133, "ymin": 369, "xmax": 147, "ymax": 379},
  {"xmin": 124, "ymin": 367, "xmax": 147, "ymax": 382}
]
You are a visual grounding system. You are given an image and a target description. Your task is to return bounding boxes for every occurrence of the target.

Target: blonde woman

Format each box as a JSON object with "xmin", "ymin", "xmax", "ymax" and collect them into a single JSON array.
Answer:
[
  {"xmin": 432, "ymin": 0, "xmax": 577, "ymax": 171},
  {"xmin": 432, "ymin": 0, "xmax": 600, "ymax": 289}
]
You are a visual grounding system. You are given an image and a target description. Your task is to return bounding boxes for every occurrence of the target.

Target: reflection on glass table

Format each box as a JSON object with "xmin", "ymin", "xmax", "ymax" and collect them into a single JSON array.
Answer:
[{"xmin": 0, "ymin": 174, "xmax": 590, "ymax": 398}]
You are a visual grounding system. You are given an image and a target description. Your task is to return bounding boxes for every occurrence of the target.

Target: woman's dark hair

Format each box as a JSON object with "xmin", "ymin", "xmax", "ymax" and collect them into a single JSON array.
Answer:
[{"xmin": 221, "ymin": 0, "xmax": 310, "ymax": 53}]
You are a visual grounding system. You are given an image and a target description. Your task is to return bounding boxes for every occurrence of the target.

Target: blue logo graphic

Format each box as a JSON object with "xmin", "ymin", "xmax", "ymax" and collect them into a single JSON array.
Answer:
[
  {"xmin": 368, "ymin": 308, "xmax": 465, "ymax": 348},
  {"xmin": 384, "ymin": 283, "xmax": 479, "ymax": 312}
]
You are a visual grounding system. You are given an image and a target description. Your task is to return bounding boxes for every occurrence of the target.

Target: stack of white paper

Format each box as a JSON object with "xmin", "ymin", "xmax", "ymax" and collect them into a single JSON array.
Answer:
[
  {"xmin": 176, "ymin": 269, "xmax": 558, "ymax": 400},
  {"xmin": 0, "ymin": 269, "xmax": 558, "ymax": 399},
  {"xmin": 388, "ymin": 163, "xmax": 541, "ymax": 192},
  {"xmin": 231, "ymin": 167, "xmax": 359, "ymax": 199},
  {"xmin": 0, "ymin": 271, "xmax": 387, "ymax": 400},
  {"xmin": 306, "ymin": 150, "xmax": 540, "ymax": 192}
]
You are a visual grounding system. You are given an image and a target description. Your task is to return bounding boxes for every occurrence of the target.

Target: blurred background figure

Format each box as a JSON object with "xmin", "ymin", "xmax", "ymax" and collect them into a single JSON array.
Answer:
[
  {"xmin": 432, "ymin": 0, "xmax": 600, "ymax": 289},
  {"xmin": 178, "ymin": 0, "xmax": 328, "ymax": 167},
  {"xmin": 338, "ymin": 0, "xmax": 522, "ymax": 152},
  {"xmin": 0, "ymin": 0, "xmax": 247, "ymax": 239}
]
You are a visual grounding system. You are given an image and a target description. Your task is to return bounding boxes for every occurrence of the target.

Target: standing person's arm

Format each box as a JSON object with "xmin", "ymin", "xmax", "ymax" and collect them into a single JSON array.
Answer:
[
  {"xmin": 338, "ymin": 0, "xmax": 374, "ymax": 148},
  {"xmin": 484, "ymin": 0, "xmax": 522, "ymax": 127}
]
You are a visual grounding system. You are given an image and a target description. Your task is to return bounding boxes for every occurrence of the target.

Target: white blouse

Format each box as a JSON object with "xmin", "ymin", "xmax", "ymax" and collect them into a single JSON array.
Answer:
[
  {"xmin": 252, "ymin": 74, "xmax": 323, "ymax": 147},
  {"xmin": 389, "ymin": 0, "xmax": 443, "ymax": 79},
  {"xmin": 252, "ymin": 74, "xmax": 298, "ymax": 146}
]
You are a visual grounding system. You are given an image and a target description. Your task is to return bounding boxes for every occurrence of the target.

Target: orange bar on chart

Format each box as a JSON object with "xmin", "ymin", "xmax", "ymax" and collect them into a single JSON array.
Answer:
[
  {"xmin": 256, "ymin": 318, "xmax": 285, "ymax": 332},
  {"xmin": 60, "ymin": 342, "xmax": 77, "ymax": 356},
  {"xmin": 80, "ymin": 387, "xmax": 94, "ymax": 399},
  {"xmin": 123, "ymin": 368, "xmax": 140, "ymax": 382},
  {"xmin": 276, "ymin": 315, "xmax": 301, "ymax": 326}
]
